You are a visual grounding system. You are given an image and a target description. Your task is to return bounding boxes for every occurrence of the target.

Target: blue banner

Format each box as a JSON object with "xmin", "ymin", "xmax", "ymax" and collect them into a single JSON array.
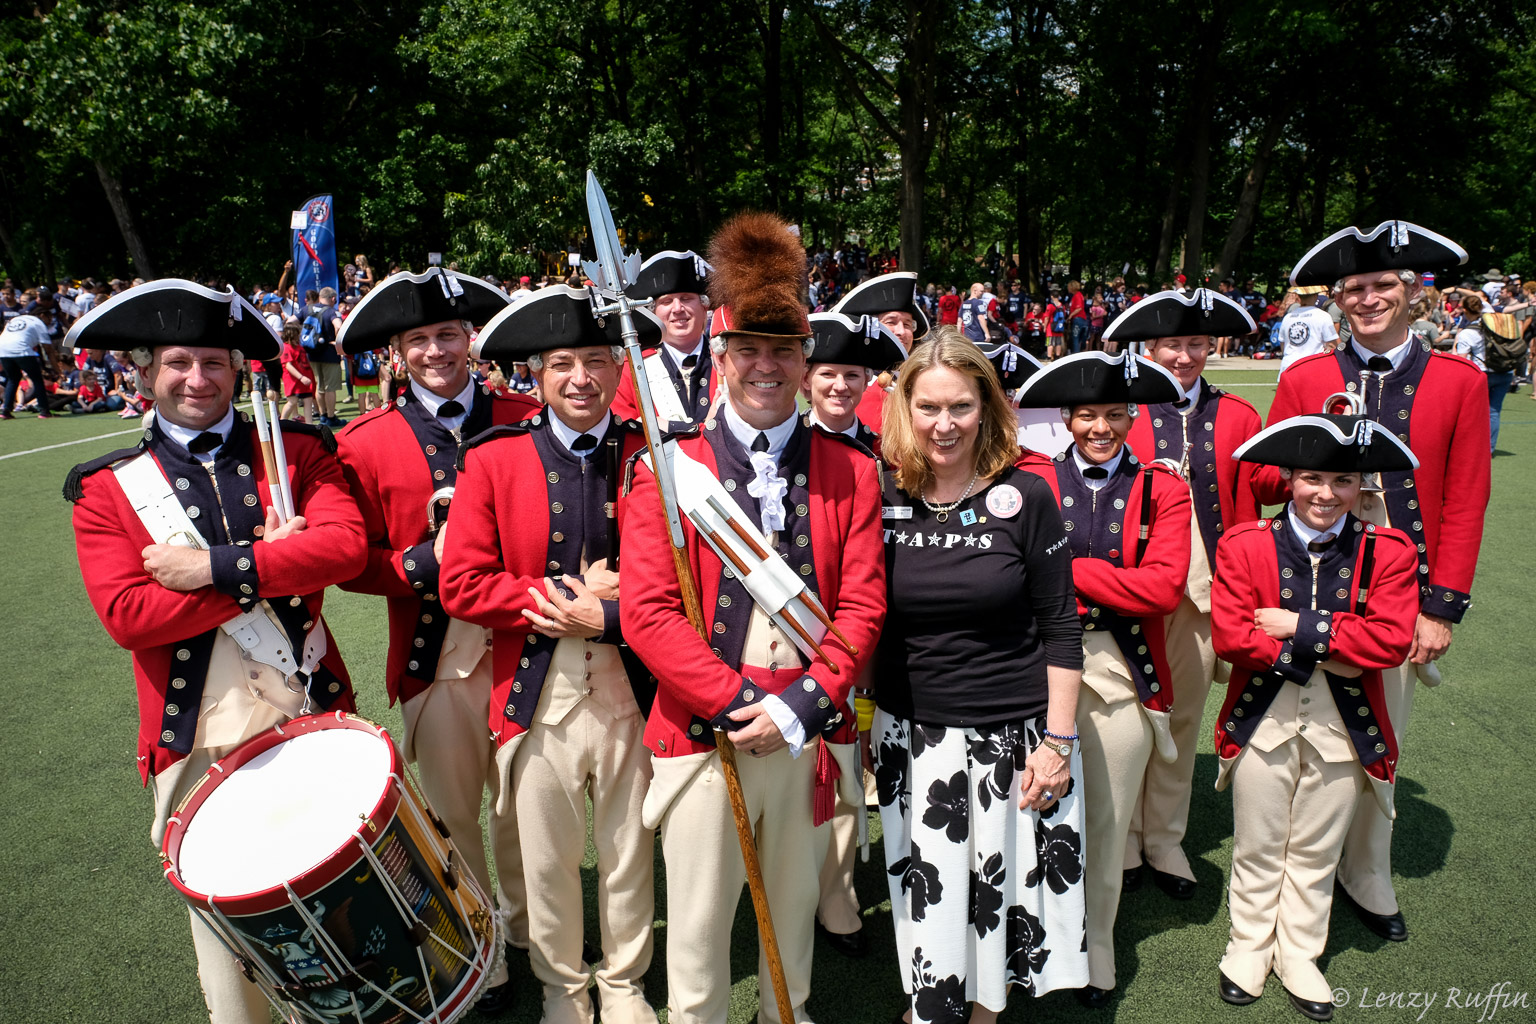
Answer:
[{"xmin": 291, "ymin": 194, "xmax": 339, "ymax": 298}]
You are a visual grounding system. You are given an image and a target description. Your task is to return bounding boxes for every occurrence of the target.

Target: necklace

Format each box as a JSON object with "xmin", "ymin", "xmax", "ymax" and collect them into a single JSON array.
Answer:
[{"xmin": 920, "ymin": 470, "xmax": 980, "ymax": 523}]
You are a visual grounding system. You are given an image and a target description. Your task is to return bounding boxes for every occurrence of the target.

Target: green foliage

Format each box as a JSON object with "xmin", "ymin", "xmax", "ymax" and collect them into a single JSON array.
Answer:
[{"xmin": 0, "ymin": 0, "xmax": 1531, "ymax": 295}]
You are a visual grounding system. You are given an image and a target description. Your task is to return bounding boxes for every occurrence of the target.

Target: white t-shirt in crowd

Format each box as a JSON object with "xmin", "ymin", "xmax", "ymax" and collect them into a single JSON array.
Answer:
[
  {"xmin": 1278, "ymin": 305, "xmax": 1340, "ymax": 373},
  {"xmin": 1, "ymin": 314, "xmax": 50, "ymax": 358},
  {"xmin": 1454, "ymin": 326, "xmax": 1486, "ymax": 371}
]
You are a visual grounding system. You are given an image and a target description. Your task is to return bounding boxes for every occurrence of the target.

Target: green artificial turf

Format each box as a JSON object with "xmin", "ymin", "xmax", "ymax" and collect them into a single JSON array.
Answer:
[{"xmin": 2, "ymin": 373, "xmax": 1532, "ymax": 1023}]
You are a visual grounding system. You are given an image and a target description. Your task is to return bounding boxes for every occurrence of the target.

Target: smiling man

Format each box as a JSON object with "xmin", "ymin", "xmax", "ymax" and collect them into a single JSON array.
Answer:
[
  {"xmin": 441, "ymin": 286, "xmax": 662, "ymax": 1024},
  {"xmin": 64, "ymin": 281, "xmax": 365, "ymax": 1024},
  {"xmin": 331, "ymin": 268, "xmax": 533, "ymax": 1015},
  {"xmin": 1261, "ymin": 221, "xmax": 1489, "ymax": 944},
  {"xmin": 622, "ymin": 212, "xmax": 886, "ymax": 1024},
  {"xmin": 611, "ymin": 249, "xmax": 717, "ymax": 427}
]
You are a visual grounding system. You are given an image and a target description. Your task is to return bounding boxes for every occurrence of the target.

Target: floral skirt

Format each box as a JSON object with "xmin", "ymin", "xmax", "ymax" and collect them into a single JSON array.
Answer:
[{"xmin": 875, "ymin": 710, "xmax": 1089, "ymax": 1023}]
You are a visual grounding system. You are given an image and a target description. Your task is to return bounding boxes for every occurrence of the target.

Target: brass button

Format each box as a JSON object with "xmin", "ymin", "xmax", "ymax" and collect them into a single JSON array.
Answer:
[
  {"xmin": 1064, "ymin": 521, "xmax": 1075, "ymax": 531},
  {"xmin": 414, "ymin": 637, "xmax": 425, "ymax": 648},
  {"xmin": 690, "ymin": 723, "xmax": 704, "ymax": 736},
  {"xmin": 1137, "ymin": 645, "xmax": 1147, "ymax": 655},
  {"xmin": 161, "ymin": 730, "xmax": 176, "ymax": 742},
  {"xmin": 799, "ymin": 564, "xmax": 812, "ymax": 575},
  {"xmin": 795, "ymin": 535, "xmax": 809, "ymax": 547},
  {"xmin": 1157, "ymin": 439, "xmax": 1168, "ymax": 449},
  {"xmin": 719, "ymin": 595, "xmax": 732, "ymax": 607},
  {"xmin": 794, "ymin": 473, "xmax": 807, "ymax": 486},
  {"xmin": 803, "ymin": 680, "xmax": 816, "ymax": 692},
  {"xmin": 1368, "ymin": 726, "xmax": 1379, "ymax": 736},
  {"xmin": 1109, "ymin": 522, "xmax": 1121, "ymax": 533},
  {"xmin": 1224, "ymin": 721, "xmax": 1236, "ymax": 732},
  {"xmin": 743, "ymin": 688, "xmax": 755, "ymax": 701},
  {"xmin": 1281, "ymin": 568, "xmax": 1294, "ymax": 579},
  {"xmin": 1375, "ymin": 742, "xmax": 1387, "ymax": 753},
  {"xmin": 725, "ymin": 479, "xmax": 737, "ymax": 491},
  {"xmin": 328, "ymin": 682, "xmax": 341, "ymax": 693},
  {"xmin": 243, "ymin": 493, "xmax": 258, "ymax": 506},
  {"xmin": 817, "ymin": 696, "xmax": 831, "ymax": 708},
  {"xmin": 658, "ymin": 739, "xmax": 667, "ymax": 752},
  {"xmin": 1062, "ymin": 496, "xmax": 1074, "ymax": 507},
  {"xmin": 1113, "ymin": 498, "xmax": 1125, "ymax": 510},
  {"xmin": 187, "ymin": 506, "xmax": 201, "ymax": 518},
  {"xmin": 236, "ymin": 557, "xmax": 251, "ymax": 571},
  {"xmin": 237, "ymin": 464, "xmax": 251, "ymax": 477},
  {"xmin": 548, "ymin": 560, "xmax": 561, "ymax": 571},
  {"xmin": 433, "ymin": 469, "xmax": 446, "ymax": 480},
  {"xmin": 176, "ymin": 649, "xmax": 191, "ymax": 662},
  {"xmin": 408, "ymin": 659, "xmax": 419, "ymax": 671},
  {"xmin": 175, "ymin": 478, "xmax": 190, "ymax": 491},
  {"xmin": 1358, "ymin": 707, "xmax": 1369, "ymax": 717},
  {"xmin": 426, "ymin": 444, "xmax": 438, "ymax": 455},
  {"xmin": 552, "ymin": 532, "xmax": 565, "ymax": 543},
  {"xmin": 547, "ymin": 471, "xmax": 559, "ymax": 484},
  {"xmin": 171, "ymin": 677, "xmax": 186, "ymax": 689},
  {"xmin": 165, "ymin": 704, "xmax": 179, "ymax": 717},
  {"xmin": 239, "ymin": 584, "xmax": 252, "ymax": 595},
  {"xmin": 421, "ymin": 613, "xmax": 433, "ymax": 624},
  {"xmin": 290, "ymin": 597, "xmax": 303, "ymax": 607},
  {"xmin": 1149, "ymin": 682, "xmax": 1160, "ymax": 693},
  {"xmin": 551, "ymin": 502, "xmax": 564, "ymax": 513},
  {"xmin": 713, "ymin": 622, "xmax": 726, "ymax": 634},
  {"xmin": 795, "ymin": 503, "xmax": 808, "ymax": 516},
  {"xmin": 404, "ymin": 559, "xmax": 417, "ymax": 571}
]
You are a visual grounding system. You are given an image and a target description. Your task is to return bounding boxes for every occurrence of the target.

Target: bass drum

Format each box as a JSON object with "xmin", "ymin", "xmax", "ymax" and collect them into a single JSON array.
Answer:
[{"xmin": 162, "ymin": 712, "xmax": 499, "ymax": 1023}]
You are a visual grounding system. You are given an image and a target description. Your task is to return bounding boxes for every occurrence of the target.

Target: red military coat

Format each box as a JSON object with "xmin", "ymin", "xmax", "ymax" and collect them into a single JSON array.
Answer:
[
  {"xmin": 438, "ymin": 412, "xmax": 646, "ymax": 751},
  {"xmin": 1258, "ymin": 345, "xmax": 1489, "ymax": 622},
  {"xmin": 1016, "ymin": 449, "xmax": 1191, "ymax": 714},
  {"xmin": 69, "ymin": 420, "xmax": 365, "ymax": 782},
  {"xmin": 1210, "ymin": 518, "xmax": 1419, "ymax": 785},
  {"xmin": 1126, "ymin": 381, "xmax": 1261, "ymax": 565},
  {"xmin": 335, "ymin": 388, "xmax": 539, "ymax": 705},
  {"xmin": 621, "ymin": 421, "xmax": 887, "ymax": 758},
  {"xmin": 855, "ymin": 384, "xmax": 888, "ymax": 433}
]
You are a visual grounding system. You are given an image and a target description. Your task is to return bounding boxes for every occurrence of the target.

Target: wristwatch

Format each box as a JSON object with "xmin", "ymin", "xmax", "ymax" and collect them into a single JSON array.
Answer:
[{"xmin": 1041, "ymin": 737, "xmax": 1073, "ymax": 758}]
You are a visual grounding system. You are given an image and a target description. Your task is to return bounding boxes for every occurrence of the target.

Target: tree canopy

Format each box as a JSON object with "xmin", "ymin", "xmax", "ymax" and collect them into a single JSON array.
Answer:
[{"xmin": 2, "ymin": 0, "xmax": 1531, "ymax": 292}]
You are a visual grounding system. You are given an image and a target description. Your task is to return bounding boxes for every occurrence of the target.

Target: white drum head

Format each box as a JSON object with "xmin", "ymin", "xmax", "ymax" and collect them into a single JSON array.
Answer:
[{"xmin": 176, "ymin": 729, "xmax": 393, "ymax": 898}]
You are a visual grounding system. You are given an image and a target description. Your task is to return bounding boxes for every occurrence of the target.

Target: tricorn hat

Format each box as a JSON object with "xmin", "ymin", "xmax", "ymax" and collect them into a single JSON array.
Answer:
[
  {"xmin": 831, "ymin": 271, "xmax": 931, "ymax": 339},
  {"xmin": 624, "ymin": 249, "xmax": 713, "ymax": 301},
  {"xmin": 807, "ymin": 313, "xmax": 908, "ymax": 370},
  {"xmin": 1233, "ymin": 414, "xmax": 1419, "ymax": 473},
  {"xmin": 1013, "ymin": 350, "xmax": 1181, "ymax": 409},
  {"xmin": 63, "ymin": 279, "xmax": 279, "ymax": 361},
  {"xmin": 1101, "ymin": 288, "xmax": 1255, "ymax": 342},
  {"xmin": 975, "ymin": 338, "xmax": 1042, "ymax": 391},
  {"xmin": 471, "ymin": 285, "xmax": 662, "ymax": 361},
  {"xmin": 336, "ymin": 268, "xmax": 509, "ymax": 354},
  {"xmin": 707, "ymin": 211, "xmax": 811, "ymax": 340},
  {"xmin": 1289, "ymin": 220, "xmax": 1467, "ymax": 287}
]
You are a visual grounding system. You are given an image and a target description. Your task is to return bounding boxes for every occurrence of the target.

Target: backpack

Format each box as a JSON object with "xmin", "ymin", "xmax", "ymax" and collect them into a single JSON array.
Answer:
[
  {"xmin": 299, "ymin": 311, "xmax": 324, "ymax": 350},
  {"xmin": 1051, "ymin": 307, "xmax": 1066, "ymax": 333},
  {"xmin": 1481, "ymin": 313, "xmax": 1526, "ymax": 373},
  {"xmin": 354, "ymin": 350, "xmax": 379, "ymax": 378}
]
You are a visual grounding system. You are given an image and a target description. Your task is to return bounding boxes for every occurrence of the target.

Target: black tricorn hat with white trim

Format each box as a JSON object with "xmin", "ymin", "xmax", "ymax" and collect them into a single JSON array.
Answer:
[
  {"xmin": 976, "ymin": 338, "xmax": 1043, "ymax": 391},
  {"xmin": 1012, "ymin": 350, "xmax": 1181, "ymax": 408},
  {"xmin": 807, "ymin": 313, "xmax": 908, "ymax": 370},
  {"xmin": 471, "ymin": 285, "xmax": 662, "ymax": 361},
  {"xmin": 63, "ymin": 279, "xmax": 279, "ymax": 361},
  {"xmin": 1289, "ymin": 220, "xmax": 1468, "ymax": 287},
  {"xmin": 336, "ymin": 268, "xmax": 509, "ymax": 354},
  {"xmin": 624, "ymin": 249, "xmax": 712, "ymax": 301},
  {"xmin": 831, "ymin": 271, "xmax": 931, "ymax": 339},
  {"xmin": 1101, "ymin": 288, "xmax": 1256, "ymax": 341},
  {"xmin": 1232, "ymin": 414, "xmax": 1419, "ymax": 472}
]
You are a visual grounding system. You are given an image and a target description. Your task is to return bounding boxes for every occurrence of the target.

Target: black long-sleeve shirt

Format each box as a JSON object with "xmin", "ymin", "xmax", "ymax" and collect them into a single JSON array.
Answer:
[{"xmin": 874, "ymin": 465, "xmax": 1082, "ymax": 727}]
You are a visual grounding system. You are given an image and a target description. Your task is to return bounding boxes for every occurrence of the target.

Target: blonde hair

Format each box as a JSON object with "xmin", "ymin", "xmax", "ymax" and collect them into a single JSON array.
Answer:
[{"xmin": 882, "ymin": 325, "xmax": 1019, "ymax": 495}]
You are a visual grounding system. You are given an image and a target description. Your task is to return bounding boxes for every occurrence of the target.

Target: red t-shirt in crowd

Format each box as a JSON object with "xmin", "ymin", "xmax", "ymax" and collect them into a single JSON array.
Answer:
[{"xmin": 938, "ymin": 293, "xmax": 961, "ymax": 325}]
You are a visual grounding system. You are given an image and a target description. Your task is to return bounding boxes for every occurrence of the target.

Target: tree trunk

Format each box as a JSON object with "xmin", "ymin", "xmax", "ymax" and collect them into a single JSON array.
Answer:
[
  {"xmin": 1154, "ymin": 166, "xmax": 1184, "ymax": 280},
  {"xmin": 1182, "ymin": 107, "xmax": 1212, "ymax": 282},
  {"xmin": 761, "ymin": 0, "xmax": 784, "ymax": 209},
  {"xmin": 0, "ymin": 215, "xmax": 28, "ymax": 291},
  {"xmin": 896, "ymin": 0, "xmax": 943, "ymax": 275},
  {"xmin": 1213, "ymin": 112, "xmax": 1287, "ymax": 280},
  {"xmin": 40, "ymin": 230, "xmax": 55, "ymax": 290},
  {"xmin": 95, "ymin": 160, "xmax": 156, "ymax": 280}
]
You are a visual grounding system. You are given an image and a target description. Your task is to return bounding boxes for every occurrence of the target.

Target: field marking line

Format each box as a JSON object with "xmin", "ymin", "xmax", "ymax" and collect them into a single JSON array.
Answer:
[{"xmin": 0, "ymin": 427, "xmax": 143, "ymax": 462}]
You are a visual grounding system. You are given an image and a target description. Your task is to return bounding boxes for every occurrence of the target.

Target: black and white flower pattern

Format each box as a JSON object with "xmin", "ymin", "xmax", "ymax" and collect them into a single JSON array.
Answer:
[{"xmin": 877, "ymin": 709, "xmax": 1089, "ymax": 1021}]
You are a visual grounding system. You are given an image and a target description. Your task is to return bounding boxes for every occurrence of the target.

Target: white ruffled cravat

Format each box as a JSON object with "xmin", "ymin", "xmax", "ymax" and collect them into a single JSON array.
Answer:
[{"xmin": 746, "ymin": 451, "xmax": 788, "ymax": 534}]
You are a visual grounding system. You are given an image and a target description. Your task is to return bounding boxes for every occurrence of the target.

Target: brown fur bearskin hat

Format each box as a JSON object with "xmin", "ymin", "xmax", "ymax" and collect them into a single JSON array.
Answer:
[{"xmin": 707, "ymin": 211, "xmax": 811, "ymax": 339}]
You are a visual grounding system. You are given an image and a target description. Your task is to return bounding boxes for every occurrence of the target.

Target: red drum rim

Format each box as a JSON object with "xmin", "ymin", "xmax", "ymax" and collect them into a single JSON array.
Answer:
[{"xmin": 161, "ymin": 712, "xmax": 406, "ymax": 914}]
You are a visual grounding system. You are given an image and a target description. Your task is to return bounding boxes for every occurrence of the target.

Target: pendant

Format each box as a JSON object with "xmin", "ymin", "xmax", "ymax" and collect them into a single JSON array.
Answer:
[{"xmin": 935, "ymin": 510, "xmax": 949, "ymax": 523}]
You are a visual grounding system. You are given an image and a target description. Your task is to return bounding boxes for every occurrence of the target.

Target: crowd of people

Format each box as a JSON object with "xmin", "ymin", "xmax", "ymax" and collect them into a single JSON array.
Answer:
[{"xmin": 42, "ymin": 214, "xmax": 1496, "ymax": 1024}]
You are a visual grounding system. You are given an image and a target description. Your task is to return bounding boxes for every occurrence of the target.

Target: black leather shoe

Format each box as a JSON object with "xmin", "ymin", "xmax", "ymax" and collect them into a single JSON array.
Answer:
[
  {"xmin": 815, "ymin": 919, "xmax": 869, "ymax": 959},
  {"xmin": 1152, "ymin": 868, "xmax": 1197, "ymax": 901},
  {"xmin": 1076, "ymin": 985, "xmax": 1113, "ymax": 1009},
  {"xmin": 1220, "ymin": 972, "xmax": 1259, "ymax": 1005},
  {"xmin": 1285, "ymin": 987, "xmax": 1334, "ymax": 1021},
  {"xmin": 1122, "ymin": 864, "xmax": 1143, "ymax": 892},
  {"xmin": 1335, "ymin": 881, "xmax": 1408, "ymax": 942},
  {"xmin": 476, "ymin": 978, "xmax": 515, "ymax": 1015}
]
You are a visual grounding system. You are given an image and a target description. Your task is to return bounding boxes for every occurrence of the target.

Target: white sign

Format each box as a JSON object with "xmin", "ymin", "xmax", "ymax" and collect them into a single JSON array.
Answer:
[
  {"xmin": 568, "ymin": 252, "xmax": 582, "ymax": 267},
  {"xmin": 289, "ymin": 211, "xmax": 308, "ymax": 230},
  {"xmin": 427, "ymin": 252, "xmax": 443, "ymax": 266}
]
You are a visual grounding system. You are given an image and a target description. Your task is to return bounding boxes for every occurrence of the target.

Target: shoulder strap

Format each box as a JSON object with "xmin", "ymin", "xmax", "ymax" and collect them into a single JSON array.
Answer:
[
  {"xmin": 455, "ymin": 420, "xmax": 532, "ymax": 471},
  {"xmin": 64, "ymin": 443, "xmax": 145, "ymax": 503}
]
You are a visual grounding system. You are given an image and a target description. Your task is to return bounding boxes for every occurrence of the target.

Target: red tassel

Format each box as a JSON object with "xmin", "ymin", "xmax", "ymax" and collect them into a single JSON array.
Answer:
[{"xmin": 812, "ymin": 738, "xmax": 841, "ymax": 826}]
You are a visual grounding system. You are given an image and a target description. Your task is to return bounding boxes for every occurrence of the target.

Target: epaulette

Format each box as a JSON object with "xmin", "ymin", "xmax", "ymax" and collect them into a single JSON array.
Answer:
[
  {"xmin": 662, "ymin": 422, "xmax": 704, "ymax": 443},
  {"xmin": 455, "ymin": 419, "xmax": 534, "ymax": 471},
  {"xmin": 1226, "ymin": 518, "xmax": 1275, "ymax": 538},
  {"xmin": 277, "ymin": 419, "xmax": 338, "ymax": 454},
  {"xmin": 63, "ymin": 442, "xmax": 145, "ymax": 503},
  {"xmin": 810, "ymin": 422, "xmax": 877, "ymax": 460}
]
